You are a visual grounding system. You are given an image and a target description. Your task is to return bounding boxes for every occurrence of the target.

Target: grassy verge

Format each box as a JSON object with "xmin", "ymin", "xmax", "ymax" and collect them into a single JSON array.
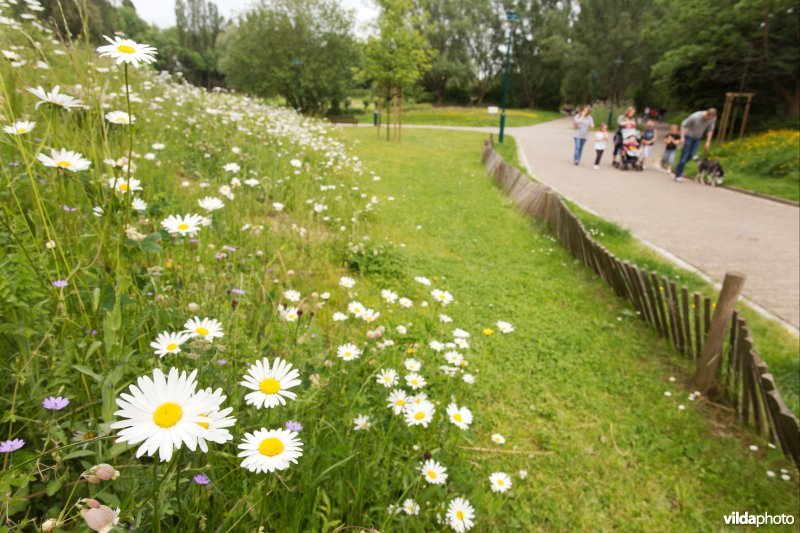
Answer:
[
  {"xmin": 348, "ymin": 105, "xmax": 561, "ymax": 128},
  {"xmin": 340, "ymin": 127, "xmax": 798, "ymax": 529}
]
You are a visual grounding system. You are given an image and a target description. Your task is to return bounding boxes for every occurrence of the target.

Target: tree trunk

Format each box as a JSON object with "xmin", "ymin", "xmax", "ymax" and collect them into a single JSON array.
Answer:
[{"xmin": 775, "ymin": 80, "xmax": 800, "ymax": 115}]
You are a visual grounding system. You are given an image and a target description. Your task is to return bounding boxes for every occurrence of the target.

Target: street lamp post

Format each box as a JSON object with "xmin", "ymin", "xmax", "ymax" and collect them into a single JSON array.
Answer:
[
  {"xmin": 292, "ymin": 58, "xmax": 302, "ymax": 112},
  {"xmin": 498, "ymin": 9, "xmax": 518, "ymax": 144},
  {"xmin": 606, "ymin": 55, "xmax": 623, "ymax": 127}
]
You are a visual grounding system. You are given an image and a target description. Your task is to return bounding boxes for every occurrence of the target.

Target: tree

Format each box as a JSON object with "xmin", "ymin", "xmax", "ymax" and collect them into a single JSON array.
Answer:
[
  {"xmin": 648, "ymin": 0, "xmax": 800, "ymax": 115},
  {"xmin": 39, "ymin": 0, "xmax": 118, "ymax": 42},
  {"xmin": 463, "ymin": 0, "xmax": 504, "ymax": 105},
  {"xmin": 360, "ymin": 0, "xmax": 433, "ymax": 140},
  {"xmin": 219, "ymin": 0, "xmax": 357, "ymax": 115},
  {"xmin": 174, "ymin": 0, "xmax": 226, "ymax": 88},
  {"xmin": 417, "ymin": 0, "xmax": 473, "ymax": 105}
]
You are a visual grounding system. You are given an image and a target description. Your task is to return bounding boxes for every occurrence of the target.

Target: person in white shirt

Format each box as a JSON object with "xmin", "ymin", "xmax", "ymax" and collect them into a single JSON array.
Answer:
[{"xmin": 593, "ymin": 123, "xmax": 608, "ymax": 170}]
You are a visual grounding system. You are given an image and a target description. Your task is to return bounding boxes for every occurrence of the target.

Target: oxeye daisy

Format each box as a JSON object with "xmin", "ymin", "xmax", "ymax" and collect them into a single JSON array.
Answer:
[
  {"xmin": 404, "ymin": 358, "xmax": 421, "ymax": 372},
  {"xmin": 452, "ymin": 328, "xmax": 470, "ymax": 339},
  {"xmin": 353, "ymin": 414, "xmax": 371, "ymax": 431},
  {"xmin": 131, "ymin": 198, "xmax": 148, "ymax": 211},
  {"xmin": 414, "ymin": 276, "xmax": 431, "ymax": 286},
  {"xmin": 376, "ymin": 369, "xmax": 398, "ymax": 388},
  {"xmin": 238, "ymin": 428, "xmax": 303, "ymax": 473},
  {"xmin": 105, "ymin": 111, "xmax": 135, "ymax": 125},
  {"xmin": 110, "ymin": 367, "xmax": 212, "ymax": 462},
  {"xmin": 447, "ymin": 497, "xmax": 475, "ymax": 532},
  {"xmin": 198, "ymin": 196, "xmax": 224, "ymax": 212},
  {"xmin": 280, "ymin": 305, "xmax": 299, "ymax": 322},
  {"xmin": 240, "ymin": 357, "xmax": 301, "ymax": 409},
  {"xmin": 97, "ymin": 35, "xmax": 157, "ymax": 67},
  {"xmin": 183, "ymin": 316, "xmax": 224, "ymax": 341},
  {"xmin": 339, "ymin": 276, "xmax": 355, "ymax": 288},
  {"xmin": 108, "ymin": 177, "xmax": 142, "ymax": 194},
  {"xmin": 192, "ymin": 387, "xmax": 236, "ymax": 453},
  {"xmin": 404, "ymin": 399, "xmax": 435, "ymax": 427},
  {"xmin": 162, "ymin": 214, "xmax": 204, "ymax": 237},
  {"xmin": 336, "ymin": 343, "xmax": 361, "ymax": 362},
  {"xmin": 347, "ymin": 301, "xmax": 365, "ymax": 316},
  {"xmin": 444, "ymin": 351, "xmax": 464, "ymax": 367},
  {"xmin": 491, "ymin": 433, "xmax": 506, "ymax": 444},
  {"xmin": 431, "ymin": 289, "xmax": 453, "ymax": 305},
  {"xmin": 496, "ymin": 321, "xmax": 514, "ymax": 334},
  {"xmin": 27, "ymin": 85, "xmax": 82, "ymax": 110},
  {"xmin": 223, "ymin": 162, "xmax": 240, "ymax": 173},
  {"xmin": 420, "ymin": 459, "xmax": 447, "ymax": 484},
  {"xmin": 404, "ymin": 372, "xmax": 426, "ymax": 390},
  {"xmin": 360, "ymin": 309, "xmax": 380, "ymax": 323},
  {"xmin": 150, "ymin": 331, "xmax": 191, "ymax": 358},
  {"xmin": 387, "ymin": 389, "xmax": 409, "ymax": 415},
  {"xmin": 283, "ymin": 289, "xmax": 301, "ymax": 303},
  {"xmin": 380, "ymin": 289, "xmax": 398, "ymax": 303},
  {"xmin": 398, "ymin": 297, "xmax": 413, "ymax": 308},
  {"xmin": 3, "ymin": 121, "xmax": 35, "ymax": 135},
  {"xmin": 489, "ymin": 472, "xmax": 512, "ymax": 493},
  {"xmin": 37, "ymin": 148, "xmax": 91, "ymax": 172},
  {"xmin": 446, "ymin": 403, "xmax": 473, "ymax": 430},
  {"xmin": 332, "ymin": 311, "xmax": 348, "ymax": 322},
  {"xmin": 402, "ymin": 499, "xmax": 420, "ymax": 515}
]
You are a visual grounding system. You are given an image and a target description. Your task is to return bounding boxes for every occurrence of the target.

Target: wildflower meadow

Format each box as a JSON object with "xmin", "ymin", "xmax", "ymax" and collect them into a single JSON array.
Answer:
[{"xmin": 0, "ymin": 7, "xmax": 522, "ymax": 532}]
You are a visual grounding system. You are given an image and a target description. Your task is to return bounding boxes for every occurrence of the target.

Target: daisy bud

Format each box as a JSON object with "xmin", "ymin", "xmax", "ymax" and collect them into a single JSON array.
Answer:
[
  {"xmin": 80, "ymin": 505, "xmax": 118, "ymax": 532},
  {"xmin": 45, "ymin": 240, "xmax": 56, "ymax": 250},
  {"xmin": 41, "ymin": 518, "xmax": 62, "ymax": 532}
]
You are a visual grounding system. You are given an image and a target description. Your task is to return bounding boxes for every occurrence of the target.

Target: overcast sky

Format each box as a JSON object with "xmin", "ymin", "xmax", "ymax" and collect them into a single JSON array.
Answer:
[{"xmin": 128, "ymin": 0, "xmax": 378, "ymax": 36}]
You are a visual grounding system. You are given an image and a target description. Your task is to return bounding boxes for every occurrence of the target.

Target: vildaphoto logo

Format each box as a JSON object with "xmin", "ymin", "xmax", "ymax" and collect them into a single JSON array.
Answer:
[{"xmin": 723, "ymin": 512, "xmax": 796, "ymax": 527}]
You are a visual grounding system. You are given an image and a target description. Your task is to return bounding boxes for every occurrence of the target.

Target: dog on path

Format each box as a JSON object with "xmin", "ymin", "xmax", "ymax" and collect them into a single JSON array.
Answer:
[{"xmin": 695, "ymin": 159, "xmax": 724, "ymax": 186}]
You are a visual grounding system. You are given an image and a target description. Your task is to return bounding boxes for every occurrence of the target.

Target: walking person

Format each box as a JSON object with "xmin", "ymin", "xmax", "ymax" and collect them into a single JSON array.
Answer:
[
  {"xmin": 572, "ymin": 105, "xmax": 594, "ymax": 165},
  {"xmin": 674, "ymin": 108, "xmax": 717, "ymax": 182},
  {"xmin": 658, "ymin": 124, "xmax": 680, "ymax": 174},
  {"xmin": 593, "ymin": 123, "xmax": 608, "ymax": 170},
  {"xmin": 612, "ymin": 106, "xmax": 636, "ymax": 166},
  {"xmin": 641, "ymin": 120, "xmax": 657, "ymax": 169}
]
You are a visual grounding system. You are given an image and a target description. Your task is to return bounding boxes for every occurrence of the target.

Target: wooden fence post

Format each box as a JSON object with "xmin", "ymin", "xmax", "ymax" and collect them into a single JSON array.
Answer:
[{"xmin": 695, "ymin": 272, "xmax": 746, "ymax": 394}]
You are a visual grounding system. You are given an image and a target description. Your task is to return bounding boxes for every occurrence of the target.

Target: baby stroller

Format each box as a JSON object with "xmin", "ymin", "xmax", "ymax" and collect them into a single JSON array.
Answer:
[{"xmin": 614, "ymin": 128, "xmax": 644, "ymax": 171}]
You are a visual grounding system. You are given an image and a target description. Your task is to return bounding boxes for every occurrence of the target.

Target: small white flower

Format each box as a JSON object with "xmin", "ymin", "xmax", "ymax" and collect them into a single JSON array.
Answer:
[{"xmin": 353, "ymin": 414, "xmax": 370, "ymax": 431}]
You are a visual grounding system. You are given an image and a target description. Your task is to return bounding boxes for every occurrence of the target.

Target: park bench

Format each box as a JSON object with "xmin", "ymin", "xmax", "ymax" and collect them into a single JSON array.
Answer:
[{"xmin": 328, "ymin": 115, "xmax": 359, "ymax": 126}]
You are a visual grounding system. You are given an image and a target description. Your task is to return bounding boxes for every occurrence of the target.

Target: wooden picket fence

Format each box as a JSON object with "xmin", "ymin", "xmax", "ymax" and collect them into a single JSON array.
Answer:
[{"xmin": 482, "ymin": 139, "xmax": 799, "ymax": 467}]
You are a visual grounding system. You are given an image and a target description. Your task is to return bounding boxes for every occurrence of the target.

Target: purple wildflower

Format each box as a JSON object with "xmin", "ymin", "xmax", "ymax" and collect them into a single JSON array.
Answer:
[
  {"xmin": 230, "ymin": 288, "xmax": 245, "ymax": 295},
  {"xmin": 0, "ymin": 439, "xmax": 25, "ymax": 453},
  {"xmin": 52, "ymin": 280, "xmax": 68, "ymax": 288},
  {"xmin": 217, "ymin": 359, "xmax": 227, "ymax": 366},
  {"xmin": 285, "ymin": 420, "xmax": 303, "ymax": 432},
  {"xmin": 42, "ymin": 396, "xmax": 70, "ymax": 410},
  {"xmin": 193, "ymin": 473, "xmax": 211, "ymax": 485}
]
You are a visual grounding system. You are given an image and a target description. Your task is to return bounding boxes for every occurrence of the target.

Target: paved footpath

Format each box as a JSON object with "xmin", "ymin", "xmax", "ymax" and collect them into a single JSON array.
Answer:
[{"xmin": 507, "ymin": 117, "xmax": 800, "ymax": 330}]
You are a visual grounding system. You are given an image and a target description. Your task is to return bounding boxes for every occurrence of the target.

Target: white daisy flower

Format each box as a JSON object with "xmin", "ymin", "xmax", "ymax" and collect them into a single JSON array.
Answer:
[
  {"xmin": 238, "ymin": 428, "xmax": 303, "ymax": 473},
  {"xmin": 454, "ymin": 338, "xmax": 470, "ymax": 350},
  {"xmin": 131, "ymin": 198, "xmax": 148, "ymax": 211},
  {"xmin": 420, "ymin": 459, "xmax": 447, "ymax": 484},
  {"xmin": 162, "ymin": 214, "xmax": 204, "ymax": 237},
  {"xmin": 496, "ymin": 321, "xmax": 514, "ymax": 334},
  {"xmin": 404, "ymin": 358, "xmax": 422, "ymax": 372},
  {"xmin": 452, "ymin": 328, "xmax": 470, "ymax": 339},
  {"xmin": 198, "ymin": 196, "xmax": 224, "ymax": 212},
  {"xmin": 518, "ymin": 469, "xmax": 528, "ymax": 479},
  {"xmin": 347, "ymin": 301, "xmax": 365, "ymax": 316},
  {"xmin": 446, "ymin": 497, "xmax": 475, "ymax": 532},
  {"xmin": 27, "ymin": 85, "xmax": 82, "ymax": 110},
  {"xmin": 444, "ymin": 351, "xmax": 464, "ymax": 367},
  {"xmin": 240, "ymin": 357, "xmax": 301, "ymax": 409},
  {"xmin": 439, "ymin": 314, "xmax": 453, "ymax": 323},
  {"xmin": 402, "ymin": 499, "xmax": 420, "ymax": 515},
  {"xmin": 150, "ymin": 331, "xmax": 191, "ymax": 358},
  {"xmin": 489, "ymin": 472, "xmax": 512, "ymax": 493},
  {"xmin": 183, "ymin": 316, "xmax": 224, "ymax": 341},
  {"xmin": 38, "ymin": 148, "xmax": 91, "ymax": 172},
  {"xmin": 337, "ymin": 343, "xmax": 361, "ymax": 362},
  {"xmin": 404, "ymin": 399, "xmax": 435, "ymax": 427},
  {"xmin": 381, "ymin": 289, "xmax": 398, "ymax": 303},
  {"xmin": 283, "ymin": 290, "xmax": 301, "ymax": 303},
  {"xmin": 193, "ymin": 387, "xmax": 236, "ymax": 452},
  {"xmin": 110, "ymin": 367, "xmax": 213, "ymax": 462},
  {"xmin": 360, "ymin": 309, "xmax": 380, "ymax": 323},
  {"xmin": 396, "ymin": 325, "xmax": 407, "ymax": 335},
  {"xmin": 3, "ymin": 121, "xmax": 35, "ymax": 135},
  {"xmin": 376, "ymin": 369, "xmax": 398, "ymax": 388},
  {"xmin": 398, "ymin": 297, "xmax": 413, "ymax": 308},
  {"xmin": 353, "ymin": 414, "xmax": 370, "ymax": 431},
  {"xmin": 446, "ymin": 403, "xmax": 473, "ymax": 430},
  {"xmin": 108, "ymin": 177, "xmax": 143, "ymax": 194},
  {"xmin": 105, "ymin": 111, "xmax": 135, "ymax": 125},
  {"xmin": 462, "ymin": 373, "xmax": 475, "ymax": 384},
  {"xmin": 431, "ymin": 289, "xmax": 453, "ymax": 305},
  {"xmin": 339, "ymin": 276, "xmax": 356, "ymax": 289},
  {"xmin": 414, "ymin": 276, "xmax": 431, "ymax": 286},
  {"xmin": 491, "ymin": 433, "xmax": 505, "ymax": 444},
  {"xmin": 332, "ymin": 312, "xmax": 348, "ymax": 322},
  {"xmin": 404, "ymin": 372, "xmax": 426, "ymax": 390},
  {"xmin": 96, "ymin": 35, "xmax": 157, "ymax": 67},
  {"xmin": 280, "ymin": 305, "xmax": 299, "ymax": 322},
  {"xmin": 223, "ymin": 162, "xmax": 241, "ymax": 173},
  {"xmin": 387, "ymin": 389, "xmax": 409, "ymax": 415},
  {"xmin": 272, "ymin": 202, "xmax": 285, "ymax": 211}
]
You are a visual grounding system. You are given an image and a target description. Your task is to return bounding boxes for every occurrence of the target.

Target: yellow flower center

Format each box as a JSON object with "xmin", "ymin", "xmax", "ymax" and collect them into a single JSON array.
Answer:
[
  {"xmin": 117, "ymin": 44, "xmax": 136, "ymax": 54},
  {"xmin": 396, "ymin": 399, "xmax": 405, "ymax": 406},
  {"xmin": 259, "ymin": 378, "xmax": 281, "ymax": 394},
  {"xmin": 498, "ymin": 480, "xmax": 504, "ymax": 485},
  {"xmin": 258, "ymin": 437, "xmax": 284, "ymax": 457},
  {"xmin": 456, "ymin": 510, "xmax": 465, "ymax": 520},
  {"xmin": 57, "ymin": 160, "xmax": 72, "ymax": 168},
  {"xmin": 411, "ymin": 380, "xmax": 419, "ymax": 386},
  {"xmin": 454, "ymin": 413, "xmax": 462, "ymax": 422},
  {"xmin": 118, "ymin": 183, "xmax": 128, "ymax": 191},
  {"xmin": 197, "ymin": 414, "xmax": 209, "ymax": 429},
  {"xmin": 18, "ymin": 128, "xmax": 28, "ymax": 133},
  {"xmin": 427, "ymin": 470, "xmax": 437, "ymax": 479},
  {"xmin": 153, "ymin": 402, "xmax": 182, "ymax": 428},
  {"xmin": 165, "ymin": 343, "xmax": 178, "ymax": 351},
  {"xmin": 195, "ymin": 326, "xmax": 208, "ymax": 336},
  {"xmin": 83, "ymin": 431, "xmax": 96, "ymax": 441},
  {"xmin": 414, "ymin": 411, "xmax": 425, "ymax": 420}
]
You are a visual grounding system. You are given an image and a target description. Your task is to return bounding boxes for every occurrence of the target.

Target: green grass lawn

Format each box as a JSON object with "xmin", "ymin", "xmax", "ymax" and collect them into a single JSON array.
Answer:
[
  {"xmin": 340, "ymin": 127, "xmax": 799, "ymax": 529},
  {"xmin": 349, "ymin": 105, "xmax": 561, "ymax": 128}
]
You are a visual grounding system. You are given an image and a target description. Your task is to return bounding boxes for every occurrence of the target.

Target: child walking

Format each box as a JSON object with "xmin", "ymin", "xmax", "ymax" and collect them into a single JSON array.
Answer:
[
  {"xmin": 641, "ymin": 120, "xmax": 657, "ymax": 169},
  {"xmin": 660, "ymin": 124, "xmax": 680, "ymax": 174},
  {"xmin": 593, "ymin": 123, "xmax": 608, "ymax": 170}
]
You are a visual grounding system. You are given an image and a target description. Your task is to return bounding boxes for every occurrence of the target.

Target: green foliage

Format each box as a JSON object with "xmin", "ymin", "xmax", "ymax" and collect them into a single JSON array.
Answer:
[
  {"xmin": 342, "ymin": 238, "xmax": 405, "ymax": 280},
  {"xmin": 219, "ymin": 0, "xmax": 358, "ymax": 114}
]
